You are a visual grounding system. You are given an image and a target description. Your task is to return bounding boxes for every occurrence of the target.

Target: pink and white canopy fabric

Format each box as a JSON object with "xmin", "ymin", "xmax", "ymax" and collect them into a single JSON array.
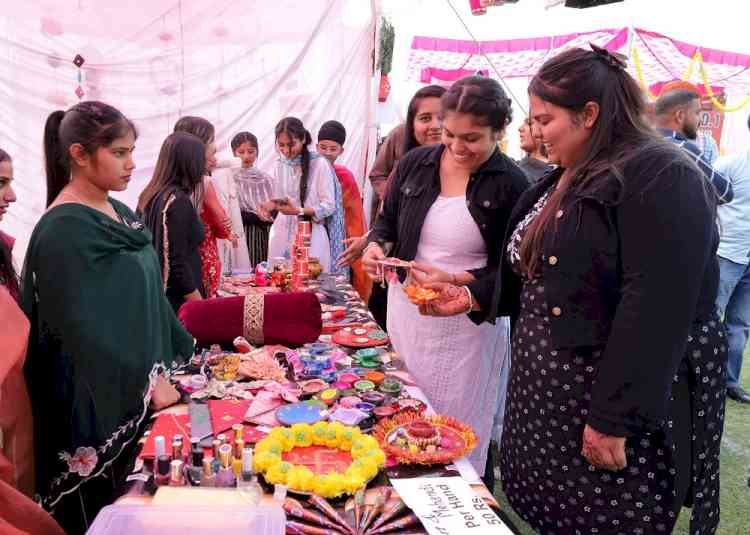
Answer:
[
  {"xmin": 631, "ymin": 28, "xmax": 750, "ymax": 93},
  {"xmin": 407, "ymin": 26, "xmax": 750, "ymax": 92},
  {"xmin": 0, "ymin": 0, "xmax": 377, "ymax": 257},
  {"xmin": 407, "ymin": 28, "xmax": 629, "ymax": 81}
]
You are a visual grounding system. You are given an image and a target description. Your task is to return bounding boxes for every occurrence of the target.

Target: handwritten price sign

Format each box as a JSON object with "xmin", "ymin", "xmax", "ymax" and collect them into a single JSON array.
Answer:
[{"xmin": 390, "ymin": 477, "xmax": 514, "ymax": 535}]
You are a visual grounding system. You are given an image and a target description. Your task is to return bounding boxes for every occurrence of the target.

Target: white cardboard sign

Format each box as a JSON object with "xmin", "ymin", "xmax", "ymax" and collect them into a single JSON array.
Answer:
[{"xmin": 390, "ymin": 477, "xmax": 515, "ymax": 535}]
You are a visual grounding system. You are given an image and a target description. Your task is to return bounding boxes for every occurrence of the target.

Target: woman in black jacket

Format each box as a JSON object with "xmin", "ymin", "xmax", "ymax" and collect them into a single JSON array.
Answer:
[
  {"xmin": 138, "ymin": 132, "xmax": 207, "ymax": 311},
  {"xmin": 362, "ymin": 76, "xmax": 529, "ymax": 489},
  {"xmin": 420, "ymin": 46, "xmax": 726, "ymax": 535}
]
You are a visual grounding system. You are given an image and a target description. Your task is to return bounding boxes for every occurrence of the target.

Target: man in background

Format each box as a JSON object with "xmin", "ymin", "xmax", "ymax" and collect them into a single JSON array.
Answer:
[
  {"xmin": 654, "ymin": 87, "xmax": 733, "ymax": 204},
  {"xmin": 714, "ymin": 115, "xmax": 750, "ymax": 404}
]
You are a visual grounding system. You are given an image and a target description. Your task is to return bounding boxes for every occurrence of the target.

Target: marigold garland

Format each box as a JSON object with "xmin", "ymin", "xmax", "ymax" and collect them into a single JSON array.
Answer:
[{"xmin": 254, "ymin": 422, "xmax": 386, "ymax": 498}]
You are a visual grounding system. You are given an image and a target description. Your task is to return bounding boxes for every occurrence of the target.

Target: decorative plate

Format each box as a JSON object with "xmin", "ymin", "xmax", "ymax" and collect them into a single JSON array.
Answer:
[
  {"xmin": 373, "ymin": 412, "xmax": 478, "ymax": 465},
  {"xmin": 276, "ymin": 402, "xmax": 326, "ymax": 426},
  {"xmin": 333, "ymin": 326, "xmax": 389, "ymax": 348}
]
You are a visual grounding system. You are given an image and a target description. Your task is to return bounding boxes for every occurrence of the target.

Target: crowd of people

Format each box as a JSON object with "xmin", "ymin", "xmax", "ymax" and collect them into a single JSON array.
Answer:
[{"xmin": 0, "ymin": 43, "xmax": 748, "ymax": 535}]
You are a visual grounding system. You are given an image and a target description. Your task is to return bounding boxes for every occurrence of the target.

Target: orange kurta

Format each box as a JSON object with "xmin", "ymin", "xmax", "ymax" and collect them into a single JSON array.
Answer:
[
  {"xmin": 0, "ymin": 233, "xmax": 64, "ymax": 535},
  {"xmin": 0, "ymin": 281, "xmax": 33, "ymax": 496},
  {"xmin": 334, "ymin": 165, "xmax": 370, "ymax": 302}
]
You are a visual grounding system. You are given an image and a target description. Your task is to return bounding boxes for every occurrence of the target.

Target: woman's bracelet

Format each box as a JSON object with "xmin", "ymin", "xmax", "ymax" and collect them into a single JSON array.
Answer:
[
  {"xmin": 461, "ymin": 286, "xmax": 474, "ymax": 313},
  {"xmin": 363, "ymin": 241, "xmax": 382, "ymax": 255}
]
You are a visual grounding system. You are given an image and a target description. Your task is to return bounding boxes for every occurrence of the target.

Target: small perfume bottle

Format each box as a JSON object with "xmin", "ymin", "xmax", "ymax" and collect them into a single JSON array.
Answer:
[
  {"xmin": 186, "ymin": 447, "xmax": 203, "ymax": 486},
  {"xmin": 232, "ymin": 438, "xmax": 245, "ymax": 478},
  {"xmin": 216, "ymin": 444, "xmax": 235, "ymax": 487},
  {"xmin": 171, "ymin": 440, "xmax": 183, "ymax": 462},
  {"xmin": 201, "ymin": 457, "xmax": 216, "ymax": 488},
  {"xmin": 237, "ymin": 447, "xmax": 262, "ymax": 505},
  {"xmin": 154, "ymin": 455, "xmax": 171, "ymax": 486},
  {"xmin": 169, "ymin": 460, "xmax": 184, "ymax": 486},
  {"xmin": 211, "ymin": 439, "xmax": 222, "ymax": 474}
]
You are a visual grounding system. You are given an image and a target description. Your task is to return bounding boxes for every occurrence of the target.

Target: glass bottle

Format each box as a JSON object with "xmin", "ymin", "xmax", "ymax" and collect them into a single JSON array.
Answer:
[
  {"xmin": 154, "ymin": 455, "xmax": 171, "ymax": 487},
  {"xmin": 237, "ymin": 447, "xmax": 262, "ymax": 505},
  {"xmin": 216, "ymin": 444, "xmax": 235, "ymax": 487},
  {"xmin": 201, "ymin": 458, "xmax": 216, "ymax": 488}
]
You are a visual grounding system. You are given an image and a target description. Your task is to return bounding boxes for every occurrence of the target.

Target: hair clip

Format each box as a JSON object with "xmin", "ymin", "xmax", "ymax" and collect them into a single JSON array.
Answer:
[{"xmin": 590, "ymin": 43, "xmax": 627, "ymax": 70}]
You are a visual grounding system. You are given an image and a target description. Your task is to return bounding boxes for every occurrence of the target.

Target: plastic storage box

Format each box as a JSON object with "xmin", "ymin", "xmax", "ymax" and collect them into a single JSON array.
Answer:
[{"xmin": 86, "ymin": 504, "xmax": 285, "ymax": 535}]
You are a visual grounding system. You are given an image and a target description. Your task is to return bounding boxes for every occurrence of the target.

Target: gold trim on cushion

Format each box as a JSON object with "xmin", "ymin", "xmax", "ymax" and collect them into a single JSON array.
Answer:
[{"xmin": 243, "ymin": 294, "xmax": 264, "ymax": 345}]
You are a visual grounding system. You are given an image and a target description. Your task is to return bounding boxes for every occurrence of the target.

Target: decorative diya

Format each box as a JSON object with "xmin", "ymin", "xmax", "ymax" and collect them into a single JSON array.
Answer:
[
  {"xmin": 333, "ymin": 325, "xmax": 389, "ymax": 348},
  {"xmin": 373, "ymin": 412, "xmax": 477, "ymax": 465},
  {"xmin": 298, "ymin": 379, "xmax": 328, "ymax": 395}
]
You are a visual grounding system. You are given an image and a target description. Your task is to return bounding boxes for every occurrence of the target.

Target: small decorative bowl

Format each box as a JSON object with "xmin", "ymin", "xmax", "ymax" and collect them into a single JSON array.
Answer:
[
  {"xmin": 354, "ymin": 380, "xmax": 376, "ymax": 393},
  {"xmin": 379, "ymin": 377, "xmax": 402, "ymax": 395}
]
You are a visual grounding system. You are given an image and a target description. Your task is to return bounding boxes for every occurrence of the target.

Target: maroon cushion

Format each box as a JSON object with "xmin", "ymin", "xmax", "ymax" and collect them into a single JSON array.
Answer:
[{"xmin": 178, "ymin": 292, "xmax": 322, "ymax": 347}]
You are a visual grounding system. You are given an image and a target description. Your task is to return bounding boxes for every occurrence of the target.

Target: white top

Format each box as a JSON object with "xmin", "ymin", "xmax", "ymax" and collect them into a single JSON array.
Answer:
[
  {"xmin": 716, "ymin": 148, "xmax": 750, "ymax": 264},
  {"xmin": 414, "ymin": 195, "xmax": 487, "ymax": 272}
]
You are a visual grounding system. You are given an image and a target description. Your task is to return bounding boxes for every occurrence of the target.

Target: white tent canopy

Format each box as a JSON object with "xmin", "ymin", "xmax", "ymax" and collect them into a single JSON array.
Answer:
[{"xmin": 1, "ymin": 0, "xmax": 378, "ymax": 259}]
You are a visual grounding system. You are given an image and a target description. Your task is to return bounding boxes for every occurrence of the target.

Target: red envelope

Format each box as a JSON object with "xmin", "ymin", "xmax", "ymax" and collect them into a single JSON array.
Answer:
[
  {"xmin": 140, "ymin": 413, "xmax": 192, "ymax": 459},
  {"xmin": 207, "ymin": 399, "xmax": 268, "ymax": 444},
  {"xmin": 208, "ymin": 399, "xmax": 251, "ymax": 436}
]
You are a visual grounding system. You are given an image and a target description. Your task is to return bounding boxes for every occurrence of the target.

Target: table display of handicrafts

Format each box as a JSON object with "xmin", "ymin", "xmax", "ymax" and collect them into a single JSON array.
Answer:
[{"xmin": 110, "ymin": 218, "xmax": 517, "ymax": 535}]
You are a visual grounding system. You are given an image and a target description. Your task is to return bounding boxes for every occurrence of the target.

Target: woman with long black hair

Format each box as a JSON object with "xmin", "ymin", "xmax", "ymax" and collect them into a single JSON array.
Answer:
[
  {"xmin": 138, "ymin": 132, "xmax": 207, "ymax": 311},
  {"xmin": 420, "ymin": 46, "xmax": 726, "ymax": 535},
  {"xmin": 22, "ymin": 102, "xmax": 193, "ymax": 533}
]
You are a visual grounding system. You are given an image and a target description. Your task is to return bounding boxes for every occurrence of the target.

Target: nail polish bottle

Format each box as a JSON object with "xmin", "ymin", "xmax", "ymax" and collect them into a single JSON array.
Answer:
[
  {"xmin": 216, "ymin": 444, "xmax": 235, "ymax": 487},
  {"xmin": 169, "ymin": 460, "xmax": 184, "ymax": 486},
  {"xmin": 171, "ymin": 440, "xmax": 183, "ymax": 463},
  {"xmin": 211, "ymin": 439, "xmax": 222, "ymax": 474},
  {"xmin": 186, "ymin": 447, "xmax": 204, "ymax": 486},
  {"xmin": 232, "ymin": 439, "xmax": 245, "ymax": 478},
  {"xmin": 237, "ymin": 447, "xmax": 261, "ymax": 505},
  {"xmin": 201, "ymin": 457, "xmax": 216, "ymax": 488},
  {"xmin": 154, "ymin": 455, "xmax": 171, "ymax": 486}
]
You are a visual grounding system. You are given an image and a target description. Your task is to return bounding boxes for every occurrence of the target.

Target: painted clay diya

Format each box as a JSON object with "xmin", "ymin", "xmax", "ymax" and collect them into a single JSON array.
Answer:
[
  {"xmin": 373, "ymin": 413, "xmax": 478, "ymax": 465},
  {"xmin": 354, "ymin": 380, "xmax": 376, "ymax": 393}
]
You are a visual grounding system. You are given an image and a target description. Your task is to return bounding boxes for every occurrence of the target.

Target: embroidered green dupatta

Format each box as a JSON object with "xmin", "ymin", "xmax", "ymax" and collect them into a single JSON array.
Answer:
[{"xmin": 21, "ymin": 200, "xmax": 194, "ymax": 512}]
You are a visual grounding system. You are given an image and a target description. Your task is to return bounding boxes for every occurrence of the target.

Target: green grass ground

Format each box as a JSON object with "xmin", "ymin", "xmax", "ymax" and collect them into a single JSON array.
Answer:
[{"xmin": 494, "ymin": 346, "xmax": 750, "ymax": 535}]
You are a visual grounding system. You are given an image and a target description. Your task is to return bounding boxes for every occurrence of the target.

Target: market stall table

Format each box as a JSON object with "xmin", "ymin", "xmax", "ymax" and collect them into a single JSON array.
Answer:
[{"xmin": 107, "ymin": 274, "xmax": 520, "ymax": 535}]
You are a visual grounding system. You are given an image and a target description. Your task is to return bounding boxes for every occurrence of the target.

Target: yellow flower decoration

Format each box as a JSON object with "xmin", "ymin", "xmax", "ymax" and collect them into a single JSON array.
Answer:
[
  {"xmin": 324, "ymin": 421, "xmax": 345, "ymax": 448},
  {"xmin": 253, "ymin": 422, "xmax": 386, "ymax": 498},
  {"xmin": 253, "ymin": 451, "xmax": 281, "ymax": 472},
  {"xmin": 291, "ymin": 423, "xmax": 313, "ymax": 448},
  {"xmin": 311, "ymin": 421, "xmax": 329, "ymax": 446},
  {"xmin": 339, "ymin": 426, "xmax": 361, "ymax": 451}
]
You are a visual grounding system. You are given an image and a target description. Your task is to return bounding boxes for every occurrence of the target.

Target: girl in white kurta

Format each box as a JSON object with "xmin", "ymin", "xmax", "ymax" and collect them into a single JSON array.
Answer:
[
  {"xmin": 212, "ymin": 157, "xmax": 251, "ymax": 273},
  {"xmin": 264, "ymin": 117, "xmax": 346, "ymax": 273}
]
